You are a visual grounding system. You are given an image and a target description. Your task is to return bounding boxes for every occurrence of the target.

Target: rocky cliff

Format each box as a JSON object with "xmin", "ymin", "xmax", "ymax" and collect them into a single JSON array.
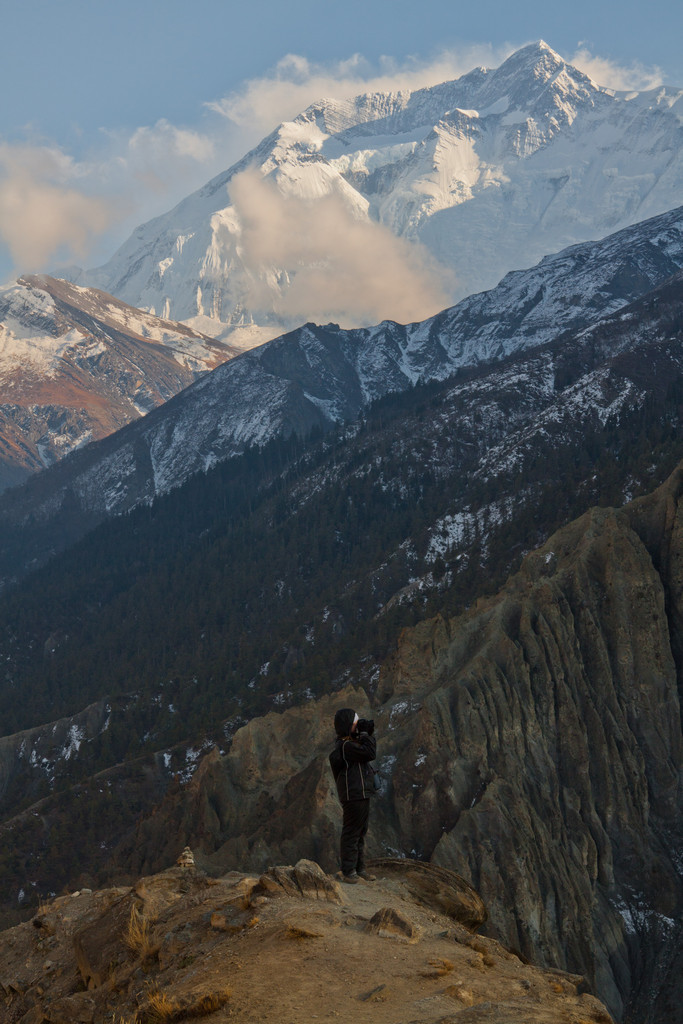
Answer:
[{"xmin": 117, "ymin": 465, "xmax": 683, "ymax": 1022}]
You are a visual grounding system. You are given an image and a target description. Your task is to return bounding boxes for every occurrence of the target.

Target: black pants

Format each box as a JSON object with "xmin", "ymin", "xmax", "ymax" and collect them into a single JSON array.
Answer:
[{"xmin": 340, "ymin": 798, "xmax": 370, "ymax": 875}]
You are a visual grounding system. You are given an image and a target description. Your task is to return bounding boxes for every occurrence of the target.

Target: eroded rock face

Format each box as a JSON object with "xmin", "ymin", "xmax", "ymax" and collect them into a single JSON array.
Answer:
[
  {"xmin": 124, "ymin": 688, "xmax": 366, "ymax": 878},
  {"xmin": 374, "ymin": 471, "xmax": 683, "ymax": 1022},
  {"xmin": 129, "ymin": 467, "xmax": 683, "ymax": 1022}
]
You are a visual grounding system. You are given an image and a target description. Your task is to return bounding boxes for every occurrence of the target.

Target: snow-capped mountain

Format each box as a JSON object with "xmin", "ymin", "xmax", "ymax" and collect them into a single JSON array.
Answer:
[
  {"xmin": 2, "ymin": 203, "xmax": 683, "ymax": 583},
  {"xmin": 75, "ymin": 41, "xmax": 683, "ymax": 343},
  {"xmin": 0, "ymin": 275, "xmax": 238, "ymax": 491}
]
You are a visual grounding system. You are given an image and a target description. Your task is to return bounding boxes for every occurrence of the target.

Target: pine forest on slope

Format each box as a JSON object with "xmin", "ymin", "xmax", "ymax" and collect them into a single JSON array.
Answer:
[{"xmin": 2, "ymin": 262, "xmax": 683, "ymax": 747}]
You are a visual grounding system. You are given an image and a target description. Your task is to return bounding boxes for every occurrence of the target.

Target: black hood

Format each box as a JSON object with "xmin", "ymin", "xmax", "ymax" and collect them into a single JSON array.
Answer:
[{"xmin": 334, "ymin": 707, "xmax": 356, "ymax": 736}]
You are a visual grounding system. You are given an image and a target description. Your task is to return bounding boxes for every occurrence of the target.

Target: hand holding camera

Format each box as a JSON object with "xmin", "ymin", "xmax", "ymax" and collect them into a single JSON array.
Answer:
[{"xmin": 356, "ymin": 718, "xmax": 375, "ymax": 735}]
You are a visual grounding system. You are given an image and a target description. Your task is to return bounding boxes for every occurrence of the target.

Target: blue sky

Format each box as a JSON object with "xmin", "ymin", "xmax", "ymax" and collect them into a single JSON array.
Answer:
[{"xmin": 0, "ymin": 0, "xmax": 681, "ymax": 282}]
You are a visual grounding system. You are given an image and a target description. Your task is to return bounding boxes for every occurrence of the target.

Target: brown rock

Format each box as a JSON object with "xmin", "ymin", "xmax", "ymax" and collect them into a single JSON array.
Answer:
[
  {"xmin": 360, "ymin": 983, "xmax": 390, "ymax": 1001},
  {"xmin": 369, "ymin": 858, "xmax": 486, "ymax": 932},
  {"xmin": 44, "ymin": 994, "xmax": 97, "ymax": 1023},
  {"xmin": 72, "ymin": 894, "xmax": 134, "ymax": 989},
  {"xmin": 210, "ymin": 912, "xmax": 230, "ymax": 931},
  {"xmin": 17, "ymin": 1009, "xmax": 50, "ymax": 1024},
  {"xmin": 257, "ymin": 860, "xmax": 342, "ymax": 903},
  {"xmin": 365, "ymin": 906, "xmax": 422, "ymax": 943},
  {"xmin": 444, "ymin": 981, "xmax": 475, "ymax": 1005}
]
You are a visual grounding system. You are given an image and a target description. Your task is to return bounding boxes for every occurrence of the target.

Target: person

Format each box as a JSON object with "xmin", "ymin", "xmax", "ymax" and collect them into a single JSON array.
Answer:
[{"xmin": 329, "ymin": 707, "xmax": 378, "ymax": 883}]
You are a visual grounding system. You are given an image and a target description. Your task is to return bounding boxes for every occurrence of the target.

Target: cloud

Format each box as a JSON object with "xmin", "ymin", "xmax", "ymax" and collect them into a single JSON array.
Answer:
[
  {"xmin": 0, "ymin": 120, "xmax": 224, "ymax": 279},
  {"xmin": 228, "ymin": 170, "xmax": 454, "ymax": 326},
  {"xmin": 0, "ymin": 143, "xmax": 114, "ymax": 272},
  {"xmin": 206, "ymin": 45, "xmax": 515, "ymax": 137},
  {"xmin": 570, "ymin": 47, "xmax": 664, "ymax": 92}
]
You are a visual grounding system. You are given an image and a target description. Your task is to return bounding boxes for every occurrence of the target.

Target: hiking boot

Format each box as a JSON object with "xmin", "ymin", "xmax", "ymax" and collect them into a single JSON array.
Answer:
[
  {"xmin": 340, "ymin": 870, "xmax": 360, "ymax": 884},
  {"xmin": 357, "ymin": 870, "xmax": 377, "ymax": 881}
]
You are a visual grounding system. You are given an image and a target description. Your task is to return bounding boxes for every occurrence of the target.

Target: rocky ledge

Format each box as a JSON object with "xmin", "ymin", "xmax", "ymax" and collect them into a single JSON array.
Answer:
[{"xmin": 0, "ymin": 857, "xmax": 612, "ymax": 1024}]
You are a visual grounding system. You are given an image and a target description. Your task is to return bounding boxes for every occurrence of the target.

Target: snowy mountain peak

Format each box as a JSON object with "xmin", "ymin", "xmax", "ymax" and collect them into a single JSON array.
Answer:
[
  {"xmin": 70, "ymin": 44, "xmax": 683, "ymax": 346},
  {"xmin": 500, "ymin": 39, "xmax": 565, "ymax": 74}
]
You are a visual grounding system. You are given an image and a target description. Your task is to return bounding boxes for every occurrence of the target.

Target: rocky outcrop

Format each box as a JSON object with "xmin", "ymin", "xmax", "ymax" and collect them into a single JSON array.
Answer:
[
  {"xmin": 373, "ymin": 469, "xmax": 683, "ymax": 1022},
  {"xmin": 124, "ymin": 689, "xmax": 363, "ymax": 878},
  {"xmin": 370, "ymin": 858, "xmax": 487, "ymax": 933},
  {"xmin": 0, "ymin": 859, "xmax": 614, "ymax": 1024}
]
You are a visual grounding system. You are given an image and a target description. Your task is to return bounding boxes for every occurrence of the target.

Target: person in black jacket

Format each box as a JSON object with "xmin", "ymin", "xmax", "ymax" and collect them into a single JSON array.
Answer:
[{"xmin": 329, "ymin": 707, "xmax": 377, "ymax": 883}]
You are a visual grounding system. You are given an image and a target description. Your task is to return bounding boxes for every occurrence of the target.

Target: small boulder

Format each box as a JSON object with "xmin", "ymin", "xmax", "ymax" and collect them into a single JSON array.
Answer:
[
  {"xmin": 257, "ymin": 861, "xmax": 342, "ymax": 903},
  {"xmin": 365, "ymin": 906, "xmax": 422, "ymax": 943},
  {"xmin": 44, "ymin": 993, "xmax": 97, "ymax": 1022}
]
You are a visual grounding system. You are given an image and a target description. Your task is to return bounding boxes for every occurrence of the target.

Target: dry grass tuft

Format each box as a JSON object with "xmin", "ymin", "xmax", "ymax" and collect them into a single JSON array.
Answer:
[
  {"xmin": 421, "ymin": 957, "xmax": 455, "ymax": 978},
  {"xmin": 444, "ymin": 982, "xmax": 475, "ymax": 1006},
  {"xmin": 469, "ymin": 952, "xmax": 487, "ymax": 972},
  {"xmin": 142, "ymin": 990, "xmax": 181, "ymax": 1023},
  {"xmin": 466, "ymin": 937, "xmax": 489, "ymax": 954},
  {"xmin": 184, "ymin": 989, "xmax": 232, "ymax": 1017},
  {"xmin": 125, "ymin": 904, "xmax": 160, "ymax": 962},
  {"xmin": 140, "ymin": 987, "xmax": 231, "ymax": 1022}
]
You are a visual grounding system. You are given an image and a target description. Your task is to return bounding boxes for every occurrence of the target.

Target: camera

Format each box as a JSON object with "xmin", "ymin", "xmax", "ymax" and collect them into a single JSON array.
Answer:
[{"xmin": 356, "ymin": 718, "xmax": 375, "ymax": 735}]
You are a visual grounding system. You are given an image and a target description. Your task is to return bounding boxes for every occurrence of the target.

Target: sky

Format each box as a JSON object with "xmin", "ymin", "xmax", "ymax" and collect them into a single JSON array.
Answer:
[{"xmin": 0, "ymin": 0, "xmax": 681, "ymax": 285}]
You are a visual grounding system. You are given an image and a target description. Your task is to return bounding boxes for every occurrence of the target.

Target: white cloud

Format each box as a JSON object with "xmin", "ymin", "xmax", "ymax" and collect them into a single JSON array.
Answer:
[
  {"xmin": 0, "ymin": 143, "xmax": 114, "ymax": 272},
  {"xmin": 0, "ymin": 120, "xmax": 224, "ymax": 279},
  {"xmin": 228, "ymin": 170, "xmax": 454, "ymax": 326},
  {"xmin": 570, "ymin": 46, "xmax": 664, "ymax": 92},
  {"xmin": 0, "ymin": 45, "xmax": 517, "ymax": 281}
]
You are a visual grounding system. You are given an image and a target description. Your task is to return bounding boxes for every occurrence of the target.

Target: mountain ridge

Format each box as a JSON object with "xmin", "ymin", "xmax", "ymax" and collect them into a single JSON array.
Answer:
[
  {"xmin": 0, "ymin": 856, "xmax": 616, "ymax": 1024},
  {"xmin": 0, "ymin": 275, "xmax": 238, "ymax": 492},
  {"xmin": 1, "ymin": 204, "xmax": 682, "ymax": 586}
]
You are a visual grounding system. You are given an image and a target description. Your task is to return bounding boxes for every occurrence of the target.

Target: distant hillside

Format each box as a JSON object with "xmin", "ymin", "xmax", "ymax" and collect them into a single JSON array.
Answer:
[
  {"xmin": 0, "ymin": 275, "xmax": 237, "ymax": 492},
  {"xmin": 2, "ymin": 204, "xmax": 683, "ymax": 588}
]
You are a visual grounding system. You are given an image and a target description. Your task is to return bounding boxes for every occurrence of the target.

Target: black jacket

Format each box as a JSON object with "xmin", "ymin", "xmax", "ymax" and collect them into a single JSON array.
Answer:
[{"xmin": 329, "ymin": 731, "xmax": 377, "ymax": 803}]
